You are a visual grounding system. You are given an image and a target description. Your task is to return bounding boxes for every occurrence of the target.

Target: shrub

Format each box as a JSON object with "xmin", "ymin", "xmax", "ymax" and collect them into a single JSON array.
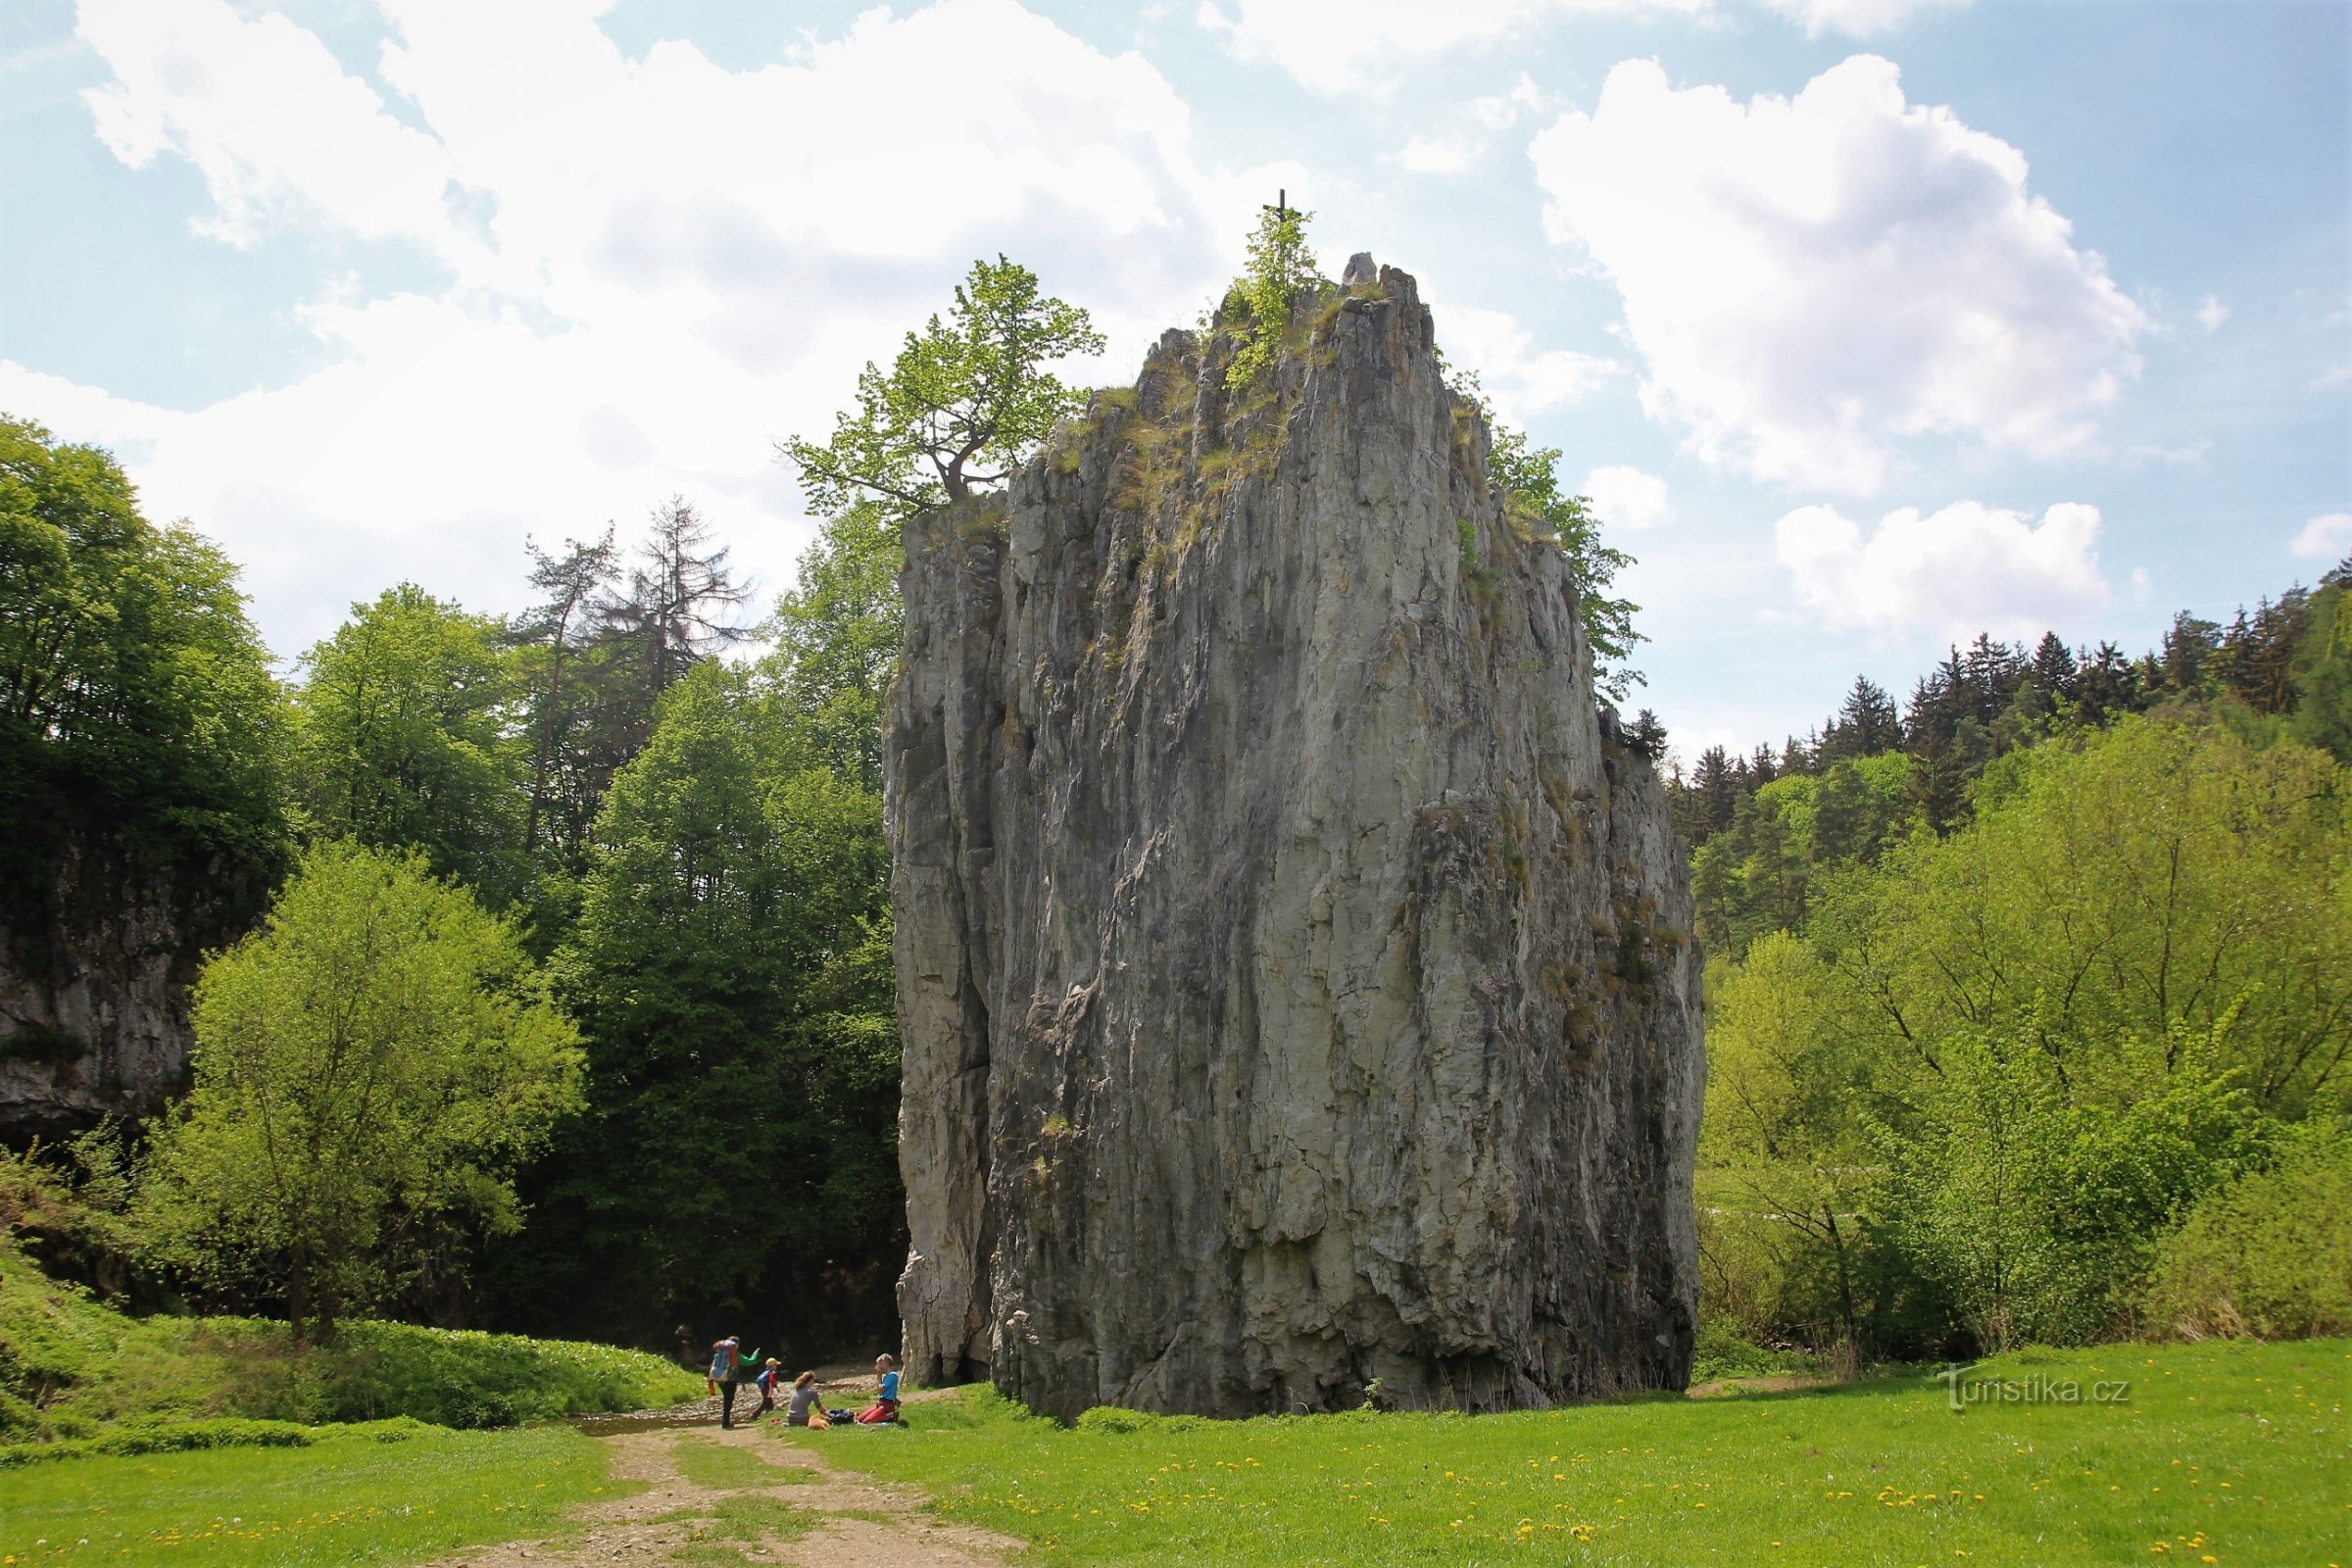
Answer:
[
  {"xmin": 1074, "ymin": 1404, "xmax": 1206, "ymax": 1435},
  {"xmin": 0, "ymin": 1416, "xmax": 316, "ymax": 1468},
  {"xmin": 1688, "ymin": 1322, "xmax": 1804, "ymax": 1384},
  {"xmin": 2142, "ymin": 1126, "xmax": 2352, "ymax": 1340}
]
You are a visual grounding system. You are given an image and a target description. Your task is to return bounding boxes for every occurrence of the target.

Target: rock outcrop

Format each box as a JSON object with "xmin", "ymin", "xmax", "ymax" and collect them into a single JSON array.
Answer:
[
  {"xmin": 0, "ymin": 842, "xmax": 235, "ymax": 1145},
  {"xmin": 887, "ymin": 259, "xmax": 1703, "ymax": 1419}
]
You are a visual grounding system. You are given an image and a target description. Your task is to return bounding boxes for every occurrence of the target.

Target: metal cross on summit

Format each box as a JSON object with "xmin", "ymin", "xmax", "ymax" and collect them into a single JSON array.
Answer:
[{"xmin": 1262, "ymin": 188, "xmax": 1298, "ymax": 220}]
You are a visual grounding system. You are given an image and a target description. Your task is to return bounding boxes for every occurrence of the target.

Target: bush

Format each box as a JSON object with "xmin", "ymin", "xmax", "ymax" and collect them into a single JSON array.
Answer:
[
  {"xmin": 0, "ymin": 1416, "xmax": 316, "ymax": 1468},
  {"xmin": 1074, "ymin": 1404, "xmax": 1207, "ymax": 1435},
  {"xmin": 3, "ymin": 1230, "xmax": 699, "ymax": 1441},
  {"xmin": 1688, "ymin": 1322, "xmax": 1804, "ymax": 1384},
  {"xmin": 190, "ymin": 1318, "xmax": 702, "ymax": 1428},
  {"xmin": 2142, "ymin": 1127, "xmax": 2352, "ymax": 1340}
]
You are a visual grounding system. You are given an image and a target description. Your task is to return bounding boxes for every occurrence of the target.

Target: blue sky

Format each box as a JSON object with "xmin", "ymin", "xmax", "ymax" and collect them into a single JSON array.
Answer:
[{"xmin": 2, "ymin": 0, "xmax": 2346, "ymax": 760}]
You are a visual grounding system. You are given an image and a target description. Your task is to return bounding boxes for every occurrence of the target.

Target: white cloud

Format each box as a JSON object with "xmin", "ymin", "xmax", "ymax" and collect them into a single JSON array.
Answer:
[
  {"xmin": 1583, "ymin": 465, "xmax": 1675, "ymax": 530},
  {"xmin": 2291, "ymin": 513, "xmax": 2352, "ymax": 562},
  {"xmin": 1395, "ymin": 74, "xmax": 1550, "ymax": 173},
  {"xmin": 1200, "ymin": 0, "xmax": 1958, "ymax": 90},
  {"xmin": 1530, "ymin": 56, "xmax": 2148, "ymax": 495},
  {"xmin": 2313, "ymin": 365, "xmax": 2351, "ymax": 391},
  {"xmin": 1397, "ymin": 136, "xmax": 1474, "ymax": 174},
  {"xmin": 1438, "ymin": 305, "xmax": 1619, "ymax": 424},
  {"xmin": 1197, "ymin": 0, "xmax": 1709, "ymax": 94},
  {"xmin": 77, "ymin": 1, "xmax": 468, "ymax": 255},
  {"xmin": 1775, "ymin": 499, "xmax": 2109, "ymax": 636},
  {"xmin": 1760, "ymin": 0, "xmax": 1968, "ymax": 36},
  {"xmin": 23, "ymin": 0, "xmax": 1274, "ymax": 656},
  {"xmin": 2195, "ymin": 294, "xmax": 2230, "ymax": 332}
]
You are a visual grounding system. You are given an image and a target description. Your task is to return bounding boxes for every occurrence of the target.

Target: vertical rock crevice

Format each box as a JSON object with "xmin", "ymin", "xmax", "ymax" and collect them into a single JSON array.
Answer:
[{"xmin": 888, "ymin": 261, "xmax": 1703, "ymax": 1419}]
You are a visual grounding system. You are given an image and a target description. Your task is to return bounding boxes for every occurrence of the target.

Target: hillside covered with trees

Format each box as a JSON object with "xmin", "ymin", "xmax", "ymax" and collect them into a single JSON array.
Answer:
[{"xmin": 1677, "ymin": 564, "xmax": 2352, "ymax": 1360}]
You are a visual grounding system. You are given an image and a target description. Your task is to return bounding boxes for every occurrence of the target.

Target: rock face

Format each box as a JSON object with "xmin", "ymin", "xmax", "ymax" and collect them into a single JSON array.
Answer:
[
  {"xmin": 0, "ymin": 842, "xmax": 224, "ymax": 1145},
  {"xmin": 887, "ymin": 261, "xmax": 1703, "ymax": 1419}
]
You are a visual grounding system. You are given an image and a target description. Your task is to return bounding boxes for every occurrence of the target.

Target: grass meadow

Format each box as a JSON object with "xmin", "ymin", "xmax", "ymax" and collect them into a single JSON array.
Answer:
[
  {"xmin": 0, "ymin": 1422, "xmax": 619, "ymax": 1567},
  {"xmin": 780, "ymin": 1340, "xmax": 2349, "ymax": 1567}
]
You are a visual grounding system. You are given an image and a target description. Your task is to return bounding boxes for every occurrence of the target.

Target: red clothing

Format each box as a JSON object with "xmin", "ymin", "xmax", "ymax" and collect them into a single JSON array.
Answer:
[{"xmin": 855, "ymin": 1399, "xmax": 900, "ymax": 1425}]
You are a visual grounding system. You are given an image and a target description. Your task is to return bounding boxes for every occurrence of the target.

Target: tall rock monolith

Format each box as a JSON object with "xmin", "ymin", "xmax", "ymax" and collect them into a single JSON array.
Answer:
[{"xmin": 888, "ymin": 259, "xmax": 1703, "ymax": 1419}]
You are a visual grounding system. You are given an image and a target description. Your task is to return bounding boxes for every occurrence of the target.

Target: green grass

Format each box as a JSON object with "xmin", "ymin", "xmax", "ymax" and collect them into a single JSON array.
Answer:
[
  {"xmin": 2, "ymin": 1232, "xmax": 702, "ymax": 1441},
  {"xmin": 778, "ymin": 1341, "xmax": 2350, "ymax": 1566},
  {"xmin": 0, "ymin": 1419, "xmax": 622, "ymax": 1567},
  {"xmin": 666, "ymin": 1434, "xmax": 811, "ymax": 1492}
]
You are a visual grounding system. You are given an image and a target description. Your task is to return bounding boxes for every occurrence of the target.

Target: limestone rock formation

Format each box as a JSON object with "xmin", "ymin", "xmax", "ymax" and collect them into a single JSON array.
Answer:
[
  {"xmin": 0, "ymin": 842, "xmax": 235, "ymax": 1144},
  {"xmin": 888, "ymin": 260, "xmax": 1703, "ymax": 1419}
]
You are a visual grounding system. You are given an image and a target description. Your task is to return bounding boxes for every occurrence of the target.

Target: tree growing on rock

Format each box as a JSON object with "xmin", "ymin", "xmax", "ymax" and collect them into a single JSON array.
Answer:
[
  {"xmin": 138, "ymin": 841, "xmax": 583, "ymax": 1341},
  {"xmin": 1225, "ymin": 198, "xmax": 1321, "ymax": 389},
  {"xmin": 781, "ymin": 256, "xmax": 1104, "ymax": 521},
  {"xmin": 1489, "ymin": 424, "xmax": 1644, "ymax": 702}
]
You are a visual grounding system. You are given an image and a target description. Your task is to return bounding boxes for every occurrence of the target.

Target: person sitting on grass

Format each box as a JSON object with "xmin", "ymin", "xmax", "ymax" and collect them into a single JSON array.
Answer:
[
  {"xmin": 786, "ymin": 1370, "xmax": 822, "ymax": 1427},
  {"xmin": 854, "ymin": 1353, "xmax": 902, "ymax": 1424}
]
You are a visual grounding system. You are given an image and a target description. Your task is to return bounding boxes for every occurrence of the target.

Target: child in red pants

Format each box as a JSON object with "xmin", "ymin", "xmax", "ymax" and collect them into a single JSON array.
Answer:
[{"xmin": 854, "ymin": 1353, "xmax": 901, "ymax": 1424}]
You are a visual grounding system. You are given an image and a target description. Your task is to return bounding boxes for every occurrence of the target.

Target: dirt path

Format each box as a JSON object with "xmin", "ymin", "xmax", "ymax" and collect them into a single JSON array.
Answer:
[{"xmin": 421, "ymin": 1397, "xmax": 1019, "ymax": 1568}]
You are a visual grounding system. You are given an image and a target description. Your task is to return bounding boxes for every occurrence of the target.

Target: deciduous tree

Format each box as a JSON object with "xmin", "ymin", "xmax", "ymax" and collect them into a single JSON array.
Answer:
[
  {"xmin": 139, "ymin": 841, "xmax": 582, "ymax": 1341},
  {"xmin": 781, "ymin": 257, "xmax": 1103, "ymax": 521}
]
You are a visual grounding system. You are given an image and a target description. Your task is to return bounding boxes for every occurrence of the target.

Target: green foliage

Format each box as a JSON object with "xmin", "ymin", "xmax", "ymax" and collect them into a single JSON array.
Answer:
[
  {"xmin": 0, "ymin": 414, "xmax": 287, "ymax": 920},
  {"xmin": 1224, "ymin": 203, "xmax": 1320, "ymax": 390},
  {"xmin": 0, "ymin": 1123, "xmax": 138, "ymax": 1289},
  {"xmin": 1869, "ymin": 1028, "xmax": 2262, "ymax": 1349},
  {"xmin": 500, "ymin": 648, "xmax": 899, "ymax": 1348},
  {"xmin": 1692, "ymin": 751, "xmax": 1920, "ymax": 958},
  {"xmin": 1073, "ymin": 1404, "xmax": 1208, "ymax": 1435},
  {"xmin": 780, "ymin": 1342, "xmax": 2351, "ymax": 1566},
  {"xmin": 289, "ymin": 584, "xmax": 526, "ymax": 903},
  {"xmin": 2143, "ymin": 1122, "xmax": 2352, "ymax": 1340},
  {"xmin": 1486, "ymin": 421, "xmax": 1644, "ymax": 702},
  {"xmin": 0, "ymin": 1416, "xmax": 324, "ymax": 1468},
  {"xmin": 0, "ymin": 1419, "xmax": 616, "ymax": 1568},
  {"xmin": 1819, "ymin": 720, "xmax": 2349, "ymax": 1117},
  {"xmin": 1687, "ymin": 1321, "xmax": 1809, "ymax": 1383},
  {"xmin": 766, "ymin": 502, "xmax": 903, "ymax": 791},
  {"xmin": 783, "ymin": 255, "xmax": 1103, "ymax": 519},
  {"xmin": 137, "ymin": 842, "xmax": 584, "ymax": 1339},
  {"xmin": 494, "ymin": 504, "xmax": 905, "ymax": 1350},
  {"xmin": 1, "ymin": 1228, "xmax": 696, "ymax": 1445},
  {"xmin": 2287, "ymin": 560, "xmax": 2352, "ymax": 760},
  {"xmin": 1699, "ymin": 718, "xmax": 2351, "ymax": 1357}
]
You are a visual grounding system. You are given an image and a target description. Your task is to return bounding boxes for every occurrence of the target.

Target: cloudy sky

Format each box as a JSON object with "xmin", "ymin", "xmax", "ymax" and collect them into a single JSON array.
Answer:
[{"xmin": 3, "ymin": 0, "xmax": 2346, "ymax": 760}]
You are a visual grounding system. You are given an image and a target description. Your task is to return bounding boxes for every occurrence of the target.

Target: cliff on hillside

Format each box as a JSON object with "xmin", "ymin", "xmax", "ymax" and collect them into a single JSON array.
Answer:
[
  {"xmin": 887, "ymin": 255, "xmax": 1704, "ymax": 1419},
  {"xmin": 0, "ymin": 842, "xmax": 247, "ymax": 1145}
]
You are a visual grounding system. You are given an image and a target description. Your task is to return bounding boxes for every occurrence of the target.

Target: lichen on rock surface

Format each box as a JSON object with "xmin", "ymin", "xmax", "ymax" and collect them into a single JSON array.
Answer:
[{"xmin": 887, "ymin": 259, "xmax": 1703, "ymax": 1419}]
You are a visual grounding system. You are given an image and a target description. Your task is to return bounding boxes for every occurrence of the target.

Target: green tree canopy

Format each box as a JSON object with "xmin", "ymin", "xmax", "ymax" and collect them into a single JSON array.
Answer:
[
  {"xmin": 1225, "ymin": 200, "xmax": 1321, "ymax": 390},
  {"xmin": 0, "ymin": 415, "xmax": 286, "ymax": 893},
  {"xmin": 289, "ymin": 584, "xmax": 524, "ymax": 904},
  {"xmin": 1487, "ymin": 424, "xmax": 1643, "ymax": 703},
  {"xmin": 498, "ymin": 650, "xmax": 900, "ymax": 1348},
  {"xmin": 781, "ymin": 256, "xmax": 1103, "ymax": 521},
  {"xmin": 1701, "ymin": 717, "xmax": 2350, "ymax": 1355},
  {"xmin": 138, "ymin": 841, "xmax": 583, "ymax": 1340},
  {"xmin": 766, "ymin": 502, "xmax": 903, "ymax": 791}
]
